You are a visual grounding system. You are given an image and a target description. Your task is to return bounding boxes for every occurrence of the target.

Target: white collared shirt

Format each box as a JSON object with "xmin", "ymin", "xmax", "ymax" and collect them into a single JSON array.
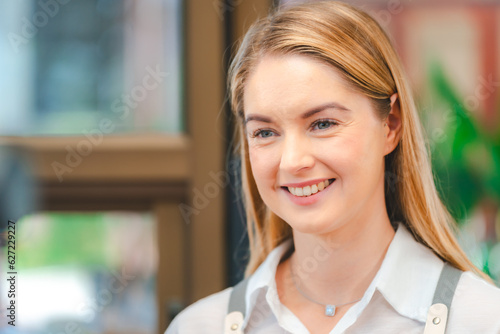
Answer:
[{"xmin": 165, "ymin": 224, "xmax": 500, "ymax": 333}]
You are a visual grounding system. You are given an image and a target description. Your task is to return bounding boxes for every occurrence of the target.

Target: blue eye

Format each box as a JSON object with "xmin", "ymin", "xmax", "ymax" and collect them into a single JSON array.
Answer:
[
  {"xmin": 313, "ymin": 119, "xmax": 337, "ymax": 130},
  {"xmin": 253, "ymin": 129, "xmax": 274, "ymax": 138}
]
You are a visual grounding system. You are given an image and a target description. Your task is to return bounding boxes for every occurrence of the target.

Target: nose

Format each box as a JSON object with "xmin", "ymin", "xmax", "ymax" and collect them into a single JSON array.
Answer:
[{"xmin": 279, "ymin": 134, "xmax": 315, "ymax": 175}]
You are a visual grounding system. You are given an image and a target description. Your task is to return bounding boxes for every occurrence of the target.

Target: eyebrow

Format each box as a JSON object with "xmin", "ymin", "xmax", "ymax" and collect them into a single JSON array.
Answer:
[{"xmin": 244, "ymin": 102, "xmax": 351, "ymax": 126}]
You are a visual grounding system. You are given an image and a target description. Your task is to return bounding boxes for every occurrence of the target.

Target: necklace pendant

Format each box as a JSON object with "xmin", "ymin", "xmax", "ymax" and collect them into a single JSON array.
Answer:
[{"xmin": 325, "ymin": 305, "xmax": 336, "ymax": 317}]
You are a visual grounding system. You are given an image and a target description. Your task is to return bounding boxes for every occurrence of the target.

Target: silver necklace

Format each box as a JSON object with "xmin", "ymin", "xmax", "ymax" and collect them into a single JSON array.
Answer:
[{"xmin": 289, "ymin": 261, "xmax": 362, "ymax": 317}]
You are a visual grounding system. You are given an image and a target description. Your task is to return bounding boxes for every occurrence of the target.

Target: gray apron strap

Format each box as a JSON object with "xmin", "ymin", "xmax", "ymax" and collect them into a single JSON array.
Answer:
[
  {"xmin": 224, "ymin": 278, "xmax": 250, "ymax": 334},
  {"xmin": 423, "ymin": 262, "xmax": 463, "ymax": 334}
]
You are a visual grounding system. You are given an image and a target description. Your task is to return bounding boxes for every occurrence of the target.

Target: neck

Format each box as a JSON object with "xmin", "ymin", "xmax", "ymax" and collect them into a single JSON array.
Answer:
[{"xmin": 288, "ymin": 211, "xmax": 396, "ymax": 304}]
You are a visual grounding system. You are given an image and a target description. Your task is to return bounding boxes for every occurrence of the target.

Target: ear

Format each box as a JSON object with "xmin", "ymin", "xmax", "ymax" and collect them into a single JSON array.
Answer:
[{"xmin": 384, "ymin": 93, "xmax": 402, "ymax": 156}]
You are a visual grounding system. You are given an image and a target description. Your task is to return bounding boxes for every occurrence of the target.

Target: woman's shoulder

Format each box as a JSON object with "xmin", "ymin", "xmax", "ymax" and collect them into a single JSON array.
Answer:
[
  {"xmin": 448, "ymin": 271, "xmax": 500, "ymax": 332},
  {"xmin": 456, "ymin": 270, "xmax": 500, "ymax": 305},
  {"xmin": 164, "ymin": 286, "xmax": 232, "ymax": 334}
]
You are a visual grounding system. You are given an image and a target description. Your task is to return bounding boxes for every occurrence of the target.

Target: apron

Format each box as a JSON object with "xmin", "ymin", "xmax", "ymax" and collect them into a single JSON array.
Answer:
[{"xmin": 224, "ymin": 262, "xmax": 462, "ymax": 334}]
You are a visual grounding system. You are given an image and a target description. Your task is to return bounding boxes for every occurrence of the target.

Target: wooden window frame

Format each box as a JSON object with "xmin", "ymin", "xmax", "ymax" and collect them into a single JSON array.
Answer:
[{"xmin": 0, "ymin": 0, "xmax": 272, "ymax": 332}]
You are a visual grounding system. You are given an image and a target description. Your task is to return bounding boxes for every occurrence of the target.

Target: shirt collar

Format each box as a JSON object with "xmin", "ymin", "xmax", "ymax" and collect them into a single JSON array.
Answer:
[
  {"xmin": 244, "ymin": 223, "xmax": 444, "ymax": 328},
  {"xmin": 374, "ymin": 223, "xmax": 444, "ymax": 322},
  {"xmin": 245, "ymin": 238, "xmax": 293, "ymax": 308},
  {"xmin": 244, "ymin": 239, "xmax": 295, "ymax": 329}
]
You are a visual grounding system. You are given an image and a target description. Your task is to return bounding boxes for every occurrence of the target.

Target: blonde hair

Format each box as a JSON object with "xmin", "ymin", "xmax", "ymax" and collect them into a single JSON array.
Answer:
[{"xmin": 228, "ymin": 0, "xmax": 489, "ymax": 280}]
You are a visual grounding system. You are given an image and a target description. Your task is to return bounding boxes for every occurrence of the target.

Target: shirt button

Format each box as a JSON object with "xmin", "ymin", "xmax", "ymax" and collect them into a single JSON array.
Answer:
[
  {"xmin": 433, "ymin": 317, "xmax": 441, "ymax": 325},
  {"xmin": 231, "ymin": 323, "xmax": 239, "ymax": 331}
]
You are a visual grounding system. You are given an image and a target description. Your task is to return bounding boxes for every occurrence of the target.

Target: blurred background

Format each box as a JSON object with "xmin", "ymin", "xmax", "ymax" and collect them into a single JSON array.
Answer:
[{"xmin": 0, "ymin": 0, "xmax": 499, "ymax": 333}]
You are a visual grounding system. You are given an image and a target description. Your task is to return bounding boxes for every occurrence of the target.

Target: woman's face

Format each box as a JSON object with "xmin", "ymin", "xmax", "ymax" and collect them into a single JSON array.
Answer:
[{"xmin": 243, "ymin": 54, "xmax": 397, "ymax": 235}]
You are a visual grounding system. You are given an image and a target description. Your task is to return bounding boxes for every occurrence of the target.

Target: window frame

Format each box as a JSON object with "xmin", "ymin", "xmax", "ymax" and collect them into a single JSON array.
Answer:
[{"xmin": 0, "ymin": 0, "xmax": 272, "ymax": 332}]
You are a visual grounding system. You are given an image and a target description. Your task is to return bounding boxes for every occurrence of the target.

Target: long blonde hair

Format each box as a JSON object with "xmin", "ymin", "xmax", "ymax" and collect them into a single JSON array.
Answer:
[{"xmin": 228, "ymin": 0, "xmax": 489, "ymax": 280}]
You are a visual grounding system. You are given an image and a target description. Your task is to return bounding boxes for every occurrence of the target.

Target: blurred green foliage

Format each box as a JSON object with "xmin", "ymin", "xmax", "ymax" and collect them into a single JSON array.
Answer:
[
  {"xmin": 425, "ymin": 64, "xmax": 500, "ymax": 281},
  {"xmin": 16, "ymin": 213, "xmax": 110, "ymax": 269},
  {"xmin": 427, "ymin": 64, "xmax": 500, "ymax": 222}
]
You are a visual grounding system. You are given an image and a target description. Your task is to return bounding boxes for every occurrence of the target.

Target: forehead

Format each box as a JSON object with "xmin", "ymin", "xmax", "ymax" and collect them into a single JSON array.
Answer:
[{"xmin": 242, "ymin": 54, "xmax": 355, "ymax": 118}]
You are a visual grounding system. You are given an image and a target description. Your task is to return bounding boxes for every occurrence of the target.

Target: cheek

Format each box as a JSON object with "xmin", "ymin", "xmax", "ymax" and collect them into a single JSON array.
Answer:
[
  {"xmin": 340, "ymin": 130, "xmax": 385, "ymax": 184},
  {"xmin": 320, "ymin": 131, "xmax": 384, "ymax": 180},
  {"xmin": 357, "ymin": 129, "xmax": 386, "ymax": 168},
  {"xmin": 249, "ymin": 146, "xmax": 280, "ymax": 185}
]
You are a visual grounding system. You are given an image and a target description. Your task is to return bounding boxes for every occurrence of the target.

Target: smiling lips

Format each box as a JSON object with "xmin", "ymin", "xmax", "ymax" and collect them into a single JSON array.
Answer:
[{"xmin": 286, "ymin": 178, "xmax": 335, "ymax": 197}]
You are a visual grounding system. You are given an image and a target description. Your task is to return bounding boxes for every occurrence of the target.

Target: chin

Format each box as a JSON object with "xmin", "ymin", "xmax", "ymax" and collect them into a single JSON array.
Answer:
[{"xmin": 285, "ymin": 216, "xmax": 337, "ymax": 235}]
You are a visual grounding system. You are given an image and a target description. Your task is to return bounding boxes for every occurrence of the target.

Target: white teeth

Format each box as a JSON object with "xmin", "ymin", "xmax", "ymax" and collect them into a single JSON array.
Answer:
[
  {"xmin": 303, "ymin": 186, "xmax": 311, "ymax": 196},
  {"xmin": 287, "ymin": 179, "xmax": 333, "ymax": 197}
]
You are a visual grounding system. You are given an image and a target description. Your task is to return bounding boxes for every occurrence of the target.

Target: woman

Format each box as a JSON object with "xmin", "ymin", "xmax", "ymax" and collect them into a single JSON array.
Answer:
[{"xmin": 166, "ymin": 1, "xmax": 500, "ymax": 333}]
